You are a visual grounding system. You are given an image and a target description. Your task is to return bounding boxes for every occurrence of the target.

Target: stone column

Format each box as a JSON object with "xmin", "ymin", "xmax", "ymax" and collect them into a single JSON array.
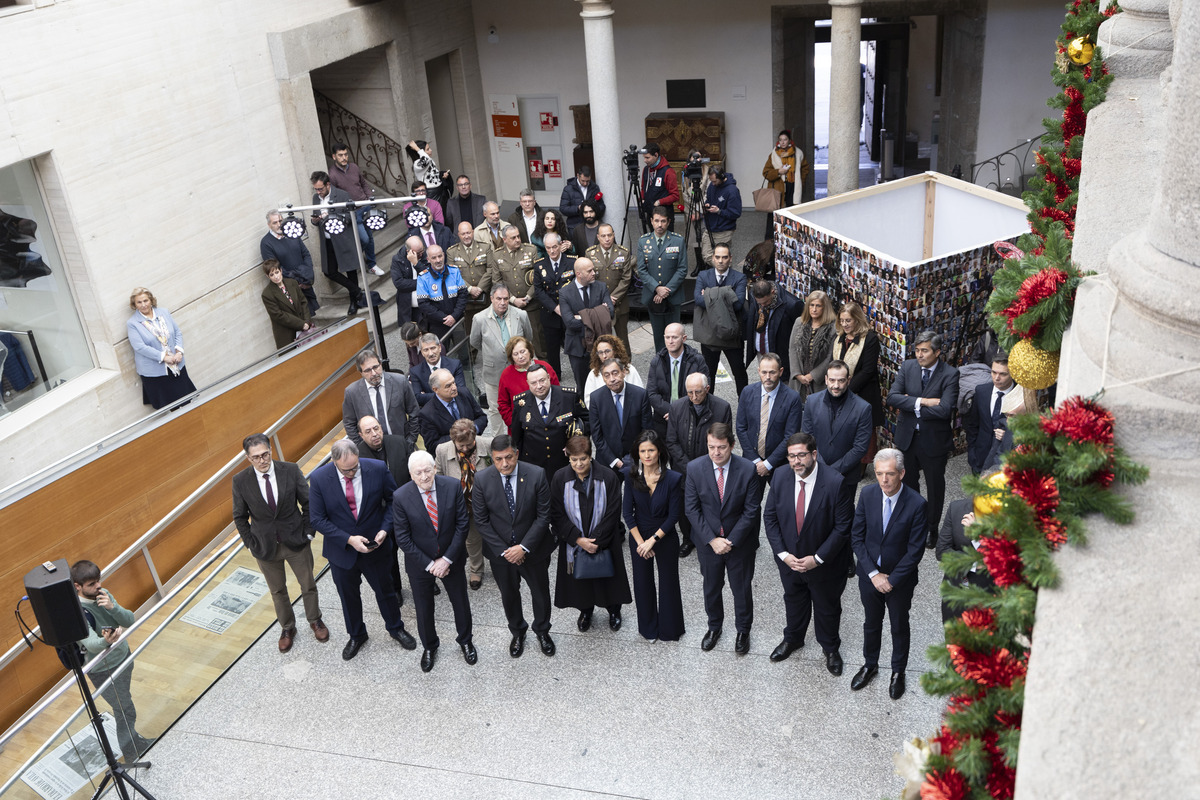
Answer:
[
  {"xmin": 827, "ymin": 0, "xmax": 862, "ymax": 196},
  {"xmin": 577, "ymin": 0, "xmax": 623, "ymax": 218}
]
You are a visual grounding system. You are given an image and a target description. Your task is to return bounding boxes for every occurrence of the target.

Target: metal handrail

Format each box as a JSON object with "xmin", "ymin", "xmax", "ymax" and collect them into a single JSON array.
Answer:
[
  {"xmin": 314, "ymin": 92, "xmax": 411, "ymax": 197},
  {"xmin": 0, "ymin": 333, "xmax": 367, "ymax": 675},
  {"xmin": 970, "ymin": 134, "xmax": 1045, "ymax": 196}
]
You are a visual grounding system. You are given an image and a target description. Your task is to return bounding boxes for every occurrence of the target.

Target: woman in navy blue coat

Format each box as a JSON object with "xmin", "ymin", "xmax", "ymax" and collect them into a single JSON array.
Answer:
[{"xmin": 622, "ymin": 429, "xmax": 685, "ymax": 641}]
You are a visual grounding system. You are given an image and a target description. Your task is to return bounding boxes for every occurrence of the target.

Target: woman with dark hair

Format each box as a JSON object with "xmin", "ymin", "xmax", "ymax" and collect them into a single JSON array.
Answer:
[
  {"xmin": 762, "ymin": 129, "xmax": 810, "ymax": 235},
  {"xmin": 530, "ymin": 208, "xmax": 572, "ymax": 259},
  {"xmin": 834, "ymin": 301, "xmax": 884, "ymax": 460},
  {"xmin": 582, "ymin": 334, "xmax": 644, "ymax": 397},
  {"xmin": 621, "ymin": 429, "xmax": 685, "ymax": 642},
  {"xmin": 260, "ymin": 259, "xmax": 313, "ymax": 349},
  {"xmin": 551, "ymin": 435, "xmax": 631, "ymax": 633},
  {"xmin": 789, "ymin": 289, "xmax": 839, "ymax": 400},
  {"xmin": 405, "ymin": 139, "xmax": 452, "ymax": 206},
  {"xmin": 742, "ymin": 240, "xmax": 776, "ymax": 283},
  {"xmin": 497, "ymin": 335, "xmax": 559, "ymax": 432},
  {"xmin": 126, "ymin": 287, "xmax": 197, "ymax": 409}
]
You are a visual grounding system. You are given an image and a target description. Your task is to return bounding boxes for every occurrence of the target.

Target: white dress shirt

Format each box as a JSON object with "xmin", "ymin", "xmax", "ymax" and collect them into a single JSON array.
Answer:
[
  {"xmin": 257, "ymin": 462, "xmax": 279, "ymax": 505},
  {"xmin": 777, "ymin": 462, "xmax": 819, "ymax": 562}
]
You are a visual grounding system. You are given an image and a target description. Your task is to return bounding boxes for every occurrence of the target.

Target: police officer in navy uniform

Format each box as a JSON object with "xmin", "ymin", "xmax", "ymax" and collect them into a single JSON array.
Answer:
[
  {"xmin": 532, "ymin": 232, "xmax": 577, "ymax": 382},
  {"xmin": 511, "ymin": 362, "xmax": 588, "ymax": 478},
  {"xmin": 637, "ymin": 205, "xmax": 689, "ymax": 354}
]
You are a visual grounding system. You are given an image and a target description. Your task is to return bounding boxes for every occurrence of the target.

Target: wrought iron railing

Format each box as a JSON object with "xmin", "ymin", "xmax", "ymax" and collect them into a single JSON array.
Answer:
[
  {"xmin": 970, "ymin": 134, "xmax": 1045, "ymax": 197},
  {"xmin": 314, "ymin": 92, "xmax": 410, "ymax": 197}
]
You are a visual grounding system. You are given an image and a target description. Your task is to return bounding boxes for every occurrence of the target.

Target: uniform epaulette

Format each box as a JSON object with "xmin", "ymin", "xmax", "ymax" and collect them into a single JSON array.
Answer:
[{"xmin": 418, "ymin": 269, "xmax": 429, "ymax": 276}]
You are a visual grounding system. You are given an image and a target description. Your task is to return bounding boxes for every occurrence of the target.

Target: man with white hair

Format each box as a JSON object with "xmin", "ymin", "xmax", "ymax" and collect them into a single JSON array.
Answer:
[
  {"xmin": 415, "ymin": 243, "xmax": 467, "ymax": 346},
  {"xmin": 473, "ymin": 201, "xmax": 507, "ymax": 251},
  {"xmin": 532, "ymin": 231, "xmax": 577, "ymax": 381},
  {"xmin": 849, "ymin": 448, "xmax": 928, "ymax": 700},
  {"xmin": 416, "ymin": 367, "xmax": 487, "ymax": 450},
  {"xmin": 392, "ymin": 450, "xmax": 476, "ymax": 672}
]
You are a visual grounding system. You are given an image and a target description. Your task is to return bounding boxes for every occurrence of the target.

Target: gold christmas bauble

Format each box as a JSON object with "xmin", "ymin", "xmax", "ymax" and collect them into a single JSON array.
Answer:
[
  {"xmin": 973, "ymin": 471, "xmax": 1009, "ymax": 518},
  {"xmin": 1009, "ymin": 339, "xmax": 1060, "ymax": 390},
  {"xmin": 1067, "ymin": 36, "xmax": 1094, "ymax": 66}
]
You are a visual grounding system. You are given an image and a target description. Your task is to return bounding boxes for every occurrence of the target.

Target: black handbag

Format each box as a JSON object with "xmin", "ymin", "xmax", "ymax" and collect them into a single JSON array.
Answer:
[{"xmin": 572, "ymin": 547, "xmax": 614, "ymax": 579}]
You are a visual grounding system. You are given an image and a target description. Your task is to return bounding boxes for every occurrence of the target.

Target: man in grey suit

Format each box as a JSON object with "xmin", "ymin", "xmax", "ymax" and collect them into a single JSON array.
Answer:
[
  {"xmin": 231, "ymin": 433, "xmax": 328, "ymax": 653},
  {"xmin": 471, "ymin": 435, "xmax": 555, "ymax": 658},
  {"xmin": 342, "ymin": 349, "xmax": 420, "ymax": 450},
  {"xmin": 801, "ymin": 360, "xmax": 874, "ymax": 502},
  {"xmin": 469, "ymin": 283, "xmax": 533, "ymax": 435},
  {"xmin": 560, "ymin": 257, "xmax": 613, "ymax": 390}
]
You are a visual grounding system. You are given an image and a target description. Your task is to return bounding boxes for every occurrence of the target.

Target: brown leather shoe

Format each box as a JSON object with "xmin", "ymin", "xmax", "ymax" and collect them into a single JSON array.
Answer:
[
  {"xmin": 310, "ymin": 620, "xmax": 329, "ymax": 642},
  {"xmin": 278, "ymin": 628, "xmax": 296, "ymax": 653}
]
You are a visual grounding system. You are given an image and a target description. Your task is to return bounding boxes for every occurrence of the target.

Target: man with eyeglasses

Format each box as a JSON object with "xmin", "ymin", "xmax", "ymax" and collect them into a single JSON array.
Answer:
[
  {"xmin": 445, "ymin": 174, "xmax": 488, "ymax": 231},
  {"xmin": 342, "ymin": 349, "xmax": 420, "ymax": 451}
]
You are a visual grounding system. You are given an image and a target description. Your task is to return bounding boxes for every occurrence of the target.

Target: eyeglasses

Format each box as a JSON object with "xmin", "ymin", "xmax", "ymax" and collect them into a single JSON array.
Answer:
[
  {"xmin": 360, "ymin": 364, "xmax": 383, "ymax": 374},
  {"xmin": 787, "ymin": 451, "xmax": 816, "ymax": 460},
  {"xmin": 247, "ymin": 452, "xmax": 272, "ymax": 462}
]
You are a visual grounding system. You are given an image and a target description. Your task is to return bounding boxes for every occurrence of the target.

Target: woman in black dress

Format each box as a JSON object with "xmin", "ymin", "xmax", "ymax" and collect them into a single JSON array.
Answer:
[
  {"xmin": 621, "ymin": 430, "xmax": 685, "ymax": 642},
  {"xmin": 551, "ymin": 436, "xmax": 632, "ymax": 633},
  {"xmin": 834, "ymin": 301, "xmax": 884, "ymax": 464}
]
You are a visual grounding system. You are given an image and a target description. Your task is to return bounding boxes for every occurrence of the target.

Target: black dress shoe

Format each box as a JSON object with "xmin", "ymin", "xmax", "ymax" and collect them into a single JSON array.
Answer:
[
  {"xmin": 342, "ymin": 637, "xmax": 367, "ymax": 661},
  {"xmin": 735, "ymin": 632, "xmax": 750, "ymax": 655},
  {"xmin": 420, "ymin": 648, "xmax": 436, "ymax": 672},
  {"xmin": 609, "ymin": 611, "xmax": 622, "ymax": 631},
  {"xmin": 346, "ymin": 301, "xmax": 359, "ymax": 317},
  {"xmin": 769, "ymin": 640, "xmax": 800, "ymax": 662},
  {"xmin": 433, "ymin": 582, "xmax": 442, "ymax": 596},
  {"xmin": 390, "ymin": 628, "xmax": 417, "ymax": 650},
  {"xmin": 510, "ymin": 632, "xmax": 526, "ymax": 658},
  {"xmin": 889, "ymin": 671, "xmax": 907, "ymax": 700},
  {"xmin": 679, "ymin": 540, "xmax": 695, "ymax": 558},
  {"xmin": 826, "ymin": 650, "xmax": 844, "ymax": 676},
  {"xmin": 577, "ymin": 610, "xmax": 593, "ymax": 632},
  {"xmin": 469, "ymin": 577, "xmax": 482, "ymax": 591},
  {"xmin": 847, "ymin": 558, "xmax": 857, "ymax": 579},
  {"xmin": 925, "ymin": 531, "xmax": 937, "ymax": 550},
  {"xmin": 536, "ymin": 632, "xmax": 556, "ymax": 656},
  {"xmin": 850, "ymin": 665, "xmax": 879, "ymax": 691},
  {"xmin": 701, "ymin": 628, "xmax": 722, "ymax": 651},
  {"xmin": 461, "ymin": 640, "xmax": 478, "ymax": 665}
]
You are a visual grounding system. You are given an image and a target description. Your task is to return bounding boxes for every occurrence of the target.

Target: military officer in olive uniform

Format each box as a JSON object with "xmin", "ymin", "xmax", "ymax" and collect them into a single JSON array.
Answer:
[
  {"xmin": 532, "ymin": 232, "xmax": 577, "ymax": 382},
  {"xmin": 637, "ymin": 205, "xmax": 689, "ymax": 354},
  {"xmin": 488, "ymin": 225, "xmax": 544, "ymax": 357},
  {"xmin": 447, "ymin": 221, "xmax": 493, "ymax": 340},
  {"xmin": 586, "ymin": 222, "xmax": 633, "ymax": 354},
  {"xmin": 511, "ymin": 362, "xmax": 588, "ymax": 478}
]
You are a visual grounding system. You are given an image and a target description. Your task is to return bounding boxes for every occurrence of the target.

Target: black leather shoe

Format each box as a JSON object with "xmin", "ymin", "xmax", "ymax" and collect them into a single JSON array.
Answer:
[
  {"xmin": 461, "ymin": 640, "xmax": 478, "ymax": 665},
  {"xmin": 679, "ymin": 540, "xmax": 695, "ymax": 558},
  {"xmin": 469, "ymin": 577, "xmax": 482, "ymax": 591},
  {"xmin": 390, "ymin": 628, "xmax": 417, "ymax": 650},
  {"xmin": 826, "ymin": 650, "xmax": 844, "ymax": 676},
  {"xmin": 577, "ymin": 610, "xmax": 593, "ymax": 632},
  {"xmin": 433, "ymin": 582, "xmax": 442, "ymax": 596},
  {"xmin": 536, "ymin": 632, "xmax": 556, "ymax": 656},
  {"xmin": 346, "ymin": 301, "xmax": 359, "ymax": 317},
  {"xmin": 701, "ymin": 629, "xmax": 722, "ymax": 651},
  {"xmin": 609, "ymin": 611, "xmax": 622, "ymax": 632},
  {"xmin": 925, "ymin": 531, "xmax": 937, "ymax": 550},
  {"xmin": 342, "ymin": 637, "xmax": 367, "ymax": 661},
  {"xmin": 850, "ymin": 665, "xmax": 879, "ymax": 691},
  {"xmin": 510, "ymin": 632, "xmax": 526, "ymax": 658},
  {"xmin": 769, "ymin": 640, "xmax": 800, "ymax": 662},
  {"xmin": 847, "ymin": 558, "xmax": 857, "ymax": 579},
  {"xmin": 420, "ymin": 648, "xmax": 436, "ymax": 672},
  {"xmin": 735, "ymin": 632, "xmax": 750, "ymax": 655},
  {"xmin": 889, "ymin": 671, "xmax": 907, "ymax": 700}
]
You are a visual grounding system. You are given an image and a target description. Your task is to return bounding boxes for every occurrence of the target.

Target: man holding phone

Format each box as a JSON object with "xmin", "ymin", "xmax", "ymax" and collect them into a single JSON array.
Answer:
[{"xmin": 72, "ymin": 560, "xmax": 155, "ymax": 759}]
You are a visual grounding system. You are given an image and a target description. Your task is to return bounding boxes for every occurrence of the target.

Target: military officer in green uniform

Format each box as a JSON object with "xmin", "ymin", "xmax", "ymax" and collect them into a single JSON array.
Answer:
[
  {"xmin": 487, "ymin": 225, "xmax": 544, "ymax": 357},
  {"xmin": 637, "ymin": 205, "xmax": 689, "ymax": 354},
  {"xmin": 447, "ymin": 220, "xmax": 493, "ymax": 339},
  {"xmin": 511, "ymin": 362, "xmax": 588, "ymax": 478},
  {"xmin": 586, "ymin": 222, "xmax": 633, "ymax": 354}
]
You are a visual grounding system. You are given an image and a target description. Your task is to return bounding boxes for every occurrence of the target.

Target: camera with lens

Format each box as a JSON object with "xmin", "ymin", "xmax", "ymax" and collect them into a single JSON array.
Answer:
[
  {"xmin": 683, "ymin": 151, "xmax": 711, "ymax": 181},
  {"xmin": 622, "ymin": 144, "xmax": 646, "ymax": 170}
]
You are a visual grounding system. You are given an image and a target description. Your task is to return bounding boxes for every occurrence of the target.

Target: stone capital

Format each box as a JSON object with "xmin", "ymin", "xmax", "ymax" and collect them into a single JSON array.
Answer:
[
  {"xmin": 577, "ymin": 0, "xmax": 614, "ymax": 19},
  {"xmin": 827, "ymin": 0, "xmax": 862, "ymax": 7}
]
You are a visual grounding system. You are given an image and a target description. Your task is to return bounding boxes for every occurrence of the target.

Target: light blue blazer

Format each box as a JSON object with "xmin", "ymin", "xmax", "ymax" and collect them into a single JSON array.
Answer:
[{"xmin": 126, "ymin": 308, "xmax": 185, "ymax": 377}]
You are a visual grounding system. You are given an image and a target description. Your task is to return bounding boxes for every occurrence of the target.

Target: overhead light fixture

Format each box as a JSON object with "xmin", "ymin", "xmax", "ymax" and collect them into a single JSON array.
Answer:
[
  {"xmin": 363, "ymin": 206, "xmax": 388, "ymax": 231},
  {"xmin": 323, "ymin": 213, "xmax": 347, "ymax": 236},
  {"xmin": 281, "ymin": 211, "xmax": 305, "ymax": 239}
]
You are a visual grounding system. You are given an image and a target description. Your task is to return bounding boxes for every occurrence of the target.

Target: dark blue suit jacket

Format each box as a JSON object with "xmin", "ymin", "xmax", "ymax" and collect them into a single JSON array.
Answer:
[
  {"xmin": 886, "ymin": 358, "xmax": 960, "ymax": 452},
  {"xmin": 409, "ymin": 356, "xmax": 468, "ymax": 406},
  {"xmin": 589, "ymin": 382, "xmax": 654, "ymax": 467},
  {"xmin": 964, "ymin": 379, "xmax": 1003, "ymax": 473},
  {"xmin": 392, "ymin": 476, "xmax": 469, "ymax": 570},
  {"xmin": 800, "ymin": 389, "xmax": 874, "ymax": 479},
  {"xmin": 309, "ymin": 458, "xmax": 398, "ymax": 570},
  {"xmin": 763, "ymin": 461, "xmax": 853, "ymax": 580},
  {"xmin": 744, "ymin": 290, "xmax": 800, "ymax": 380},
  {"xmin": 735, "ymin": 382, "xmax": 803, "ymax": 469},
  {"xmin": 416, "ymin": 390, "xmax": 487, "ymax": 450},
  {"xmin": 850, "ymin": 483, "xmax": 927, "ymax": 590},
  {"xmin": 693, "ymin": 267, "xmax": 746, "ymax": 320},
  {"xmin": 683, "ymin": 454, "xmax": 763, "ymax": 550}
]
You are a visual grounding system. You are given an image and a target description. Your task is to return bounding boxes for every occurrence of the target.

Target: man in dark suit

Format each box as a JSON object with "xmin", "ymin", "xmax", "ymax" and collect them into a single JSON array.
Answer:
[
  {"xmin": 342, "ymin": 350, "xmax": 420, "ymax": 450},
  {"xmin": 390, "ymin": 235, "xmax": 427, "ymax": 328},
  {"xmin": 935, "ymin": 496, "xmax": 994, "ymax": 624},
  {"xmin": 532, "ymin": 232, "xmax": 577, "ymax": 380},
  {"xmin": 736, "ymin": 353, "xmax": 803, "ymax": 479},
  {"xmin": 762, "ymin": 432, "xmax": 853, "ymax": 675},
  {"xmin": 405, "ymin": 204, "xmax": 454, "ymax": 253},
  {"xmin": 416, "ymin": 368, "xmax": 487, "ymax": 451},
  {"xmin": 693, "ymin": 243, "xmax": 748, "ymax": 394},
  {"xmin": 589, "ymin": 357, "xmax": 653, "ymax": 472},
  {"xmin": 357, "ymin": 414, "xmax": 415, "ymax": 602},
  {"xmin": 444, "ymin": 174, "xmax": 488, "ymax": 231},
  {"xmin": 886, "ymin": 331, "xmax": 961, "ymax": 549},
  {"xmin": 645, "ymin": 323, "xmax": 707, "ymax": 443},
  {"xmin": 471, "ymin": 435, "xmax": 555, "ymax": 657},
  {"xmin": 310, "ymin": 171, "xmax": 366, "ymax": 316},
  {"xmin": 684, "ymin": 422, "xmax": 764, "ymax": 655},
  {"xmin": 308, "ymin": 439, "xmax": 417, "ymax": 660},
  {"xmin": 964, "ymin": 355, "xmax": 1017, "ymax": 475},
  {"xmin": 392, "ymin": 451, "xmax": 476, "ymax": 672},
  {"xmin": 232, "ymin": 433, "xmax": 327, "ymax": 653},
  {"xmin": 560, "ymin": 257, "xmax": 613, "ymax": 390},
  {"xmin": 849, "ymin": 448, "xmax": 927, "ymax": 699},
  {"xmin": 511, "ymin": 362, "xmax": 588, "ymax": 478},
  {"xmin": 745, "ymin": 280, "xmax": 800, "ymax": 382},
  {"xmin": 261, "ymin": 210, "xmax": 318, "ymax": 315},
  {"xmin": 409, "ymin": 332, "xmax": 468, "ymax": 407},
  {"xmin": 800, "ymin": 360, "xmax": 874, "ymax": 502},
  {"xmin": 666, "ymin": 372, "xmax": 732, "ymax": 558}
]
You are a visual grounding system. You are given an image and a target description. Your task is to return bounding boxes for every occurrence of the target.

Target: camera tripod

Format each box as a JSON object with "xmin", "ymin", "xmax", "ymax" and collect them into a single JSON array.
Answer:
[
  {"xmin": 619, "ymin": 148, "xmax": 649, "ymax": 251},
  {"xmin": 681, "ymin": 172, "xmax": 715, "ymax": 277}
]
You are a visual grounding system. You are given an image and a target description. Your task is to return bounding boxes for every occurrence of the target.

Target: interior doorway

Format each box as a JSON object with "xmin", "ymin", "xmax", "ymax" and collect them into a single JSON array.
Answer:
[{"xmin": 425, "ymin": 53, "xmax": 465, "ymax": 179}]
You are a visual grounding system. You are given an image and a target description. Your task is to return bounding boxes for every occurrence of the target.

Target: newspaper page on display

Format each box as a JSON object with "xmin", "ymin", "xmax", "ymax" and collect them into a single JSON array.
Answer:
[
  {"xmin": 181, "ymin": 567, "xmax": 268, "ymax": 633},
  {"xmin": 21, "ymin": 713, "xmax": 121, "ymax": 800}
]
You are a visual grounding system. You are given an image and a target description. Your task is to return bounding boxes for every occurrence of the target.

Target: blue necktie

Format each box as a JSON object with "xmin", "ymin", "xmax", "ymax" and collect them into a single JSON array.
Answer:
[
  {"xmin": 921, "ymin": 368, "xmax": 931, "ymax": 391},
  {"xmin": 880, "ymin": 496, "xmax": 893, "ymax": 567},
  {"xmin": 504, "ymin": 475, "xmax": 516, "ymax": 542},
  {"xmin": 449, "ymin": 399, "xmax": 460, "ymax": 419},
  {"xmin": 614, "ymin": 393, "xmax": 623, "ymax": 426},
  {"xmin": 992, "ymin": 390, "xmax": 1004, "ymax": 427}
]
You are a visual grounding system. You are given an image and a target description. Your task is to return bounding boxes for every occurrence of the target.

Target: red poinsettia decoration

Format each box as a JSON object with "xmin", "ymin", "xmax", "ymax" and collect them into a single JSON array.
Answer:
[
  {"xmin": 1039, "ymin": 517, "xmax": 1069, "ymax": 549},
  {"xmin": 1000, "ymin": 266, "xmax": 1069, "ymax": 336},
  {"xmin": 921, "ymin": 769, "xmax": 969, "ymax": 800},
  {"xmin": 947, "ymin": 645, "xmax": 1028, "ymax": 689},
  {"xmin": 1006, "ymin": 468, "xmax": 1060, "ymax": 520},
  {"xmin": 961, "ymin": 607, "xmax": 996, "ymax": 631},
  {"xmin": 1040, "ymin": 395, "xmax": 1115, "ymax": 445},
  {"xmin": 977, "ymin": 535, "xmax": 1025, "ymax": 587},
  {"xmin": 932, "ymin": 724, "xmax": 964, "ymax": 757}
]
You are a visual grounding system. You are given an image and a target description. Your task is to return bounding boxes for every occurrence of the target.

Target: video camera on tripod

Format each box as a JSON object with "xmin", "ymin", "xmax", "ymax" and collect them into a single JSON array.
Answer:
[{"xmin": 683, "ymin": 152, "xmax": 711, "ymax": 182}]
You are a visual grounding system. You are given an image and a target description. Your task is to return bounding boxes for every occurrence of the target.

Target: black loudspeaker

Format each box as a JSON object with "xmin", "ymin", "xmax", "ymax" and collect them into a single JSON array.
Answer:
[{"xmin": 24, "ymin": 559, "xmax": 89, "ymax": 647}]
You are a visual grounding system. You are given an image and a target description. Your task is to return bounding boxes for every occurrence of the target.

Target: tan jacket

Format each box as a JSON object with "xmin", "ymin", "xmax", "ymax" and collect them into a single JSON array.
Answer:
[
  {"xmin": 585, "ymin": 243, "xmax": 633, "ymax": 307},
  {"xmin": 487, "ymin": 243, "xmax": 540, "ymax": 304}
]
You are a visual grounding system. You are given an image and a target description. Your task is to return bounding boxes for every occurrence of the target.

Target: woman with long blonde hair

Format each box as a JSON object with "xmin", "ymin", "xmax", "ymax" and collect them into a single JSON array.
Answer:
[{"xmin": 788, "ymin": 290, "xmax": 838, "ymax": 400}]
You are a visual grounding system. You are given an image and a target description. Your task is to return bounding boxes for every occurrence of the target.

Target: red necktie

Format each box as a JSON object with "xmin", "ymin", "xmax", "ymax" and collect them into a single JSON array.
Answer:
[
  {"xmin": 344, "ymin": 476, "xmax": 358, "ymax": 519},
  {"xmin": 716, "ymin": 466, "xmax": 726, "ymax": 537},
  {"xmin": 795, "ymin": 479, "xmax": 806, "ymax": 534},
  {"xmin": 425, "ymin": 489, "xmax": 438, "ymax": 530}
]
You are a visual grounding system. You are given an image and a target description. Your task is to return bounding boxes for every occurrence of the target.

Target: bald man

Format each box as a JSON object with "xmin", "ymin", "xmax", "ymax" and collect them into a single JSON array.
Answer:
[
  {"xmin": 447, "ymin": 220, "xmax": 493, "ymax": 339},
  {"xmin": 473, "ymin": 201, "xmax": 507, "ymax": 251},
  {"xmin": 560, "ymin": 256, "xmax": 614, "ymax": 389}
]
